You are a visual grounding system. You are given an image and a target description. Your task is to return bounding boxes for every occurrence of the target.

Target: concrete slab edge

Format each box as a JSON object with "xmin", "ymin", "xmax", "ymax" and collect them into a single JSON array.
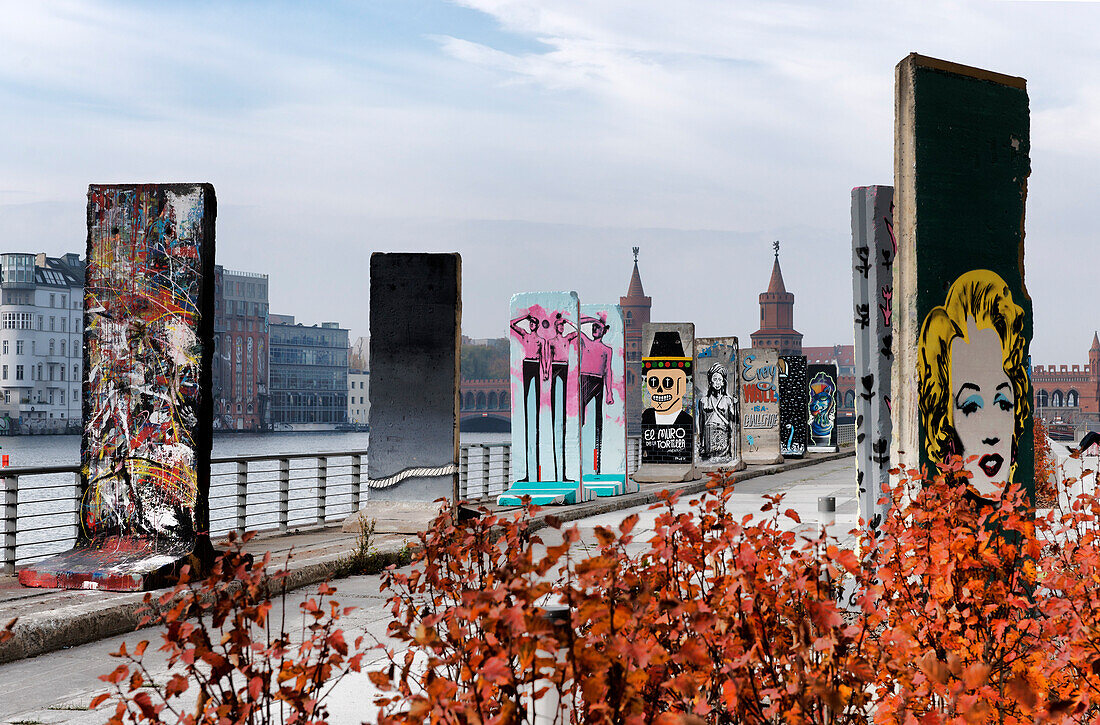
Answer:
[{"xmin": 0, "ymin": 540, "xmax": 410, "ymax": 666}]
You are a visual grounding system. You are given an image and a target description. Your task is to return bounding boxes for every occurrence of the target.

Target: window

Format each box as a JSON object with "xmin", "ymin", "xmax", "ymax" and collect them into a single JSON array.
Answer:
[
  {"xmin": 15, "ymin": 341, "xmax": 22, "ymax": 355},
  {"xmin": 49, "ymin": 316, "xmax": 54, "ymax": 331},
  {"xmin": 1, "ymin": 341, "xmax": 6, "ymax": 355},
  {"xmin": 2, "ymin": 313, "xmax": 33, "ymax": 329},
  {"xmin": 48, "ymin": 339, "xmax": 54, "ymax": 355},
  {"xmin": 73, "ymin": 389, "xmax": 78, "ymax": 401},
  {"xmin": 61, "ymin": 295, "xmax": 66, "ymax": 308},
  {"xmin": 72, "ymin": 364, "xmax": 78, "ymax": 378},
  {"xmin": 49, "ymin": 294, "xmax": 55, "ymax": 307},
  {"xmin": 60, "ymin": 366, "xmax": 64, "ymax": 381},
  {"xmin": 36, "ymin": 315, "xmax": 42, "ymax": 330},
  {"xmin": 2, "ymin": 365, "xmax": 6, "ymax": 380},
  {"xmin": 60, "ymin": 340, "xmax": 65, "ymax": 356},
  {"xmin": 15, "ymin": 365, "xmax": 23, "ymax": 380},
  {"xmin": 3, "ymin": 391, "xmax": 8, "ymax": 403},
  {"xmin": 31, "ymin": 341, "xmax": 35, "ymax": 355},
  {"xmin": 37, "ymin": 364, "xmax": 42, "ymax": 380}
]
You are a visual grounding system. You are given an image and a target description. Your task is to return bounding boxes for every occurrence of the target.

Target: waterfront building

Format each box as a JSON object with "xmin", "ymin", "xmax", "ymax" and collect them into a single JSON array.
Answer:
[
  {"xmin": 268, "ymin": 314, "xmax": 349, "ymax": 430},
  {"xmin": 348, "ymin": 368, "xmax": 370, "ymax": 426},
  {"xmin": 621, "ymin": 248, "xmax": 652, "ymax": 436},
  {"xmin": 0, "ymin": 253, "xmax": 84, "ymax": 434},
  {"xmin": 213, "ymin": 267, "xmax": 270, "ymax": 431},
  {"xmin": 1033, "ymin": 334, "xmax": 1100, "ymax": 427}
]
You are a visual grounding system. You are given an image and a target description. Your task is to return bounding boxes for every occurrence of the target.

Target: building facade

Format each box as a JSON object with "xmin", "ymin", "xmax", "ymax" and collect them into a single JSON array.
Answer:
[
  {"xmin": 348, "ymin": 369, "xmax": 370, "ymax": 426},
  {"xmin": 268, "ymin": 314, "xmax": 349, "ymax": 430},
  {"xmin": 213, "ymin": 267, "xmax": 270, "ymax": 431},
  {"xmin": 1032, "ymin": 333, "xmax": 1100, "ymax": 427},
  {"xmin": 750, "ymin": 248, "xmax": 803, "ymax": 355},
  {"xmin": 620, "ymin": 248, "xmax": 652, "ymax": 436},
  {"xmin": 0, "ymin": 253, "xmax": 84, "ymax": 434}
]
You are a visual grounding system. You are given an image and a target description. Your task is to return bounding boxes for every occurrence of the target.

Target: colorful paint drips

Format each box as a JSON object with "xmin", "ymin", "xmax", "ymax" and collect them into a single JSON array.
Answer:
[{"xmin": 18, "ymin": 184, "xmax": 216, "ymax": 592}]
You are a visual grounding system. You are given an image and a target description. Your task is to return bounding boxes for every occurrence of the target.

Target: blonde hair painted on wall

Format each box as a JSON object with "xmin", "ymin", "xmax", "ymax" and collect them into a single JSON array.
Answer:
[{"xmin": 918, "ymin": 268, "xmax": 1031, "ymax": 478}]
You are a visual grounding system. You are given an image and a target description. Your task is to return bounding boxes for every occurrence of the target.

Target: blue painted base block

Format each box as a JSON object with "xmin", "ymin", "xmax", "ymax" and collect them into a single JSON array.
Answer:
[
  {"xmin": 497, "ymin": 481, "xmax": 579, "ymax": 507},
  {"xmin": 583, "ymin": 474, "xmax": 628, "ymax": 497}
]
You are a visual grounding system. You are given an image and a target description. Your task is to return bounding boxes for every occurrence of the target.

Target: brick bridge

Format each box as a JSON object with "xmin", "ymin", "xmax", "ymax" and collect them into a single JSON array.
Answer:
[{"xmin": 460, "ymin": 378, "xmax": 510, "ymax": 432}]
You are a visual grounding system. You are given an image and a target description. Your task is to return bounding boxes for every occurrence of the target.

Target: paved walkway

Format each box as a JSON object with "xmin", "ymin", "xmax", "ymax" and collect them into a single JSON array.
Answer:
[{"xmin": 0, "ymin": 455, "xmax": 858, "ymax": 724}]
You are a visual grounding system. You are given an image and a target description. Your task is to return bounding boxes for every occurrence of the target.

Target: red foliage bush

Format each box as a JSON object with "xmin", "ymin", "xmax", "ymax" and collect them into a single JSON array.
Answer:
[
  {"xmin": 1035, "ymin": 418, "xmax": 1057, "ymax": 506},
  {"xmin": 94, "ymin": 532, "xmax": 368, "ymax": 725},
  {"xmin": 371, "ymin": 458, "xmax": 1100, "ymax": 723}
]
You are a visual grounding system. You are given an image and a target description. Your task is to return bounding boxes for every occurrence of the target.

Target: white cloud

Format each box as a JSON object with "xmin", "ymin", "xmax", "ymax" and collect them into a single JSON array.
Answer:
[{"xmin": 0, "ymin": 1, "xmax": 1098, "ymax": 360}]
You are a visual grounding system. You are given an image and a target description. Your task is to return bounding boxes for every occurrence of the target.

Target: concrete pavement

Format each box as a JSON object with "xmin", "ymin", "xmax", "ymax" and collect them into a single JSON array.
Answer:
[{"xmin": 0, "ymin": 454, "xmax": 859, "ymax": 724}]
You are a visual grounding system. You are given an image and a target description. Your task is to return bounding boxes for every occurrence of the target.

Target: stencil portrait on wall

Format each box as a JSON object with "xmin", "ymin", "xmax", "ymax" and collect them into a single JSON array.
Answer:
[{"xmin": 918, "ymin": 269, "xmax": 1030, "ymax": 499}]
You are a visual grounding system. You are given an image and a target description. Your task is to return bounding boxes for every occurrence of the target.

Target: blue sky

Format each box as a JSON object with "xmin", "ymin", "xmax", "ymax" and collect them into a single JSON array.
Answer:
[{"xmin": 1, "ymin": 0, "xmax": 1099, "ymax": 363}]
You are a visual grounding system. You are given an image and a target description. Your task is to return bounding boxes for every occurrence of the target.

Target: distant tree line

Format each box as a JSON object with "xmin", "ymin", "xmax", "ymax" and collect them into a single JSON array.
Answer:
[{"xmin": 461, "ymin": 338, "xmax": 508, "ymax": 380}]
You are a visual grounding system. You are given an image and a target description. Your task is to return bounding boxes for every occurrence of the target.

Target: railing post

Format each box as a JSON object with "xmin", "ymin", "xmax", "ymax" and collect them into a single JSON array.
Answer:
[
  {"xmin": 316, "ymin": 456, "xmax": 327, "ymax": 525},
  {"xmin": 350, "ymin": 454, "xmax": 362, "ymax": 512},
  {"xmin": 1, "ymin": 475, "xmax": 16, "ymax": 576},
  {"xmin": 459, "ymin": 446, "xmax": 470, "ymax": 502},
  {"xmin": 278, "ymin": 458, "xmax": 290, "ymax": 534},
  {"xmin": 72, "ymin": 471, "xmax": 82, "ymax": 544},
  {"xmin": 481, "ymin": 445, "xmax": 491, "ymax": 501},
  {"xmin": 235, "ymin": 461, "xmax": 248, "ymax": 535}
]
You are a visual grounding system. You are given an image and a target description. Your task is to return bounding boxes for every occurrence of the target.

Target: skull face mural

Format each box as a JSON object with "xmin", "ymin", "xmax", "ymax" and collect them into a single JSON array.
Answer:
[
  {"xmin": 646, "ymin": 369, "xmax": 687, "ymax": 415},
  {"xmin": 641, "ymin": 330, "xmax": 694, "ymax": 466}
]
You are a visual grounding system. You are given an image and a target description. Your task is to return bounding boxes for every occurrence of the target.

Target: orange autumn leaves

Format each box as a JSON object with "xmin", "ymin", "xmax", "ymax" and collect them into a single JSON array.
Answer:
[{"xmin": 373, "ymin": 459, "xmax": 1100, "ymax": 723}]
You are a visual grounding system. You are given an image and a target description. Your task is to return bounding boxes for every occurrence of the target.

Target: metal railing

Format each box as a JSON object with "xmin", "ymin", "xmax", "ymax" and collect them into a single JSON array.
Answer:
[
  {"xmin": 0, "ymin": 429, "xmax": 848, "ymax": 573},
  {"xmin": 1, "ymin": 445, "xmax": 510, "ymax": 574}
]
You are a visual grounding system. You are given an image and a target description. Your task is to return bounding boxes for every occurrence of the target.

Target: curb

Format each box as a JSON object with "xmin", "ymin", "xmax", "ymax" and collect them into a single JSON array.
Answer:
[{"xmin": 0, "ymin": 450, "xmax": 852, "ymax": 665}]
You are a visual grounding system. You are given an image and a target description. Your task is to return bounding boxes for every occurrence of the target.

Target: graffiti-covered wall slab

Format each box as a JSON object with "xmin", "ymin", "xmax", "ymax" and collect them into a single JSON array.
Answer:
[
  {"xmin": 738, "ymin": 348, "xmax": 783, "ymax": 465},
  {"xmin": 695, "ymin": 337, "xmax": 744, "ymax": 472},
  {"xmin": 779, "ymin": 355, "xmax": 808, "ymax": 458},
  {"xmin": 894, "ymin": 55, "xmax": 1033, "ymax": 503},
  {"xmin": 807, "ymin": 363, "xmax": 840, "ymax": 453},
  {"xmin": 852, "ymin": 185, "xmax": 894, "ymax": 533},
  {"xmin": 500, "ymin": 292, "xmax": 585, "ymax": 505},
  {"xmin": 366, "ymin": 253, "xmax": 460, "ymax": 502},
  {"xmin": 634, "ymin": 323, "xmax": 695, "ymax": 483},
  {"xmin": 579, "ymin": 304, "xmax": 632, "ymax": 497},
  {"xmin": 19, "ymin": 183, "xmax": 216, "ymax": 592}
]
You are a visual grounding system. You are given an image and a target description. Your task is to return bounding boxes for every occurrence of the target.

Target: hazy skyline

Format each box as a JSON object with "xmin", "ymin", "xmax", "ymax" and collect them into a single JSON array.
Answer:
[{"xmin": 2, "ymin": 1, "xmax": 1099, "ymax": 363}]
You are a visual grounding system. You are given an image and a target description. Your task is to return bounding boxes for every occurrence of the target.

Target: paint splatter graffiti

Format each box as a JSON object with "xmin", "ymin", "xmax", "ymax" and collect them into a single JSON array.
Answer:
[
  {"xmin": 694, "ymin": 337, "xmax": 743, "ymax": 471},
  {"xmin": 500, "ymin": 292, "xmax": 584, "ymax": 505},
  {"xmin": 578, "ymin": 304, "xmax": 632, "ymax": 496},
  {"xmin": 738, "ymin": 347, "xmax": 783, "ymax": 465},
  {"xmin": 19, "ymin": 184, "xmax": 216, "ymax": 591},
  {"xmin": 778, "ymin": 355, "xmax": 808, "ymax": 458},
  {"xmin": 807, "ymin": 363, "xmax": 839, "ymax": 452}
]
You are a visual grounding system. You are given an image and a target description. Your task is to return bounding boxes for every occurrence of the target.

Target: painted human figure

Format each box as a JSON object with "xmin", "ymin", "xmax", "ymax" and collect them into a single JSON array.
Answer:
[
  {"xmin": 511, "ymin": 311, "xmax": 549, "ymax": 481},
  {"xmin": 697, "ymin": 362, "xmax": 736, "ymax": 461},
  {"xmin": 573, "ymin": 314, "xmax": 615, "ymax": 473},
  {"xmin": 546, "ymin": 312, "xmax": 574, "ymax": 482},
  {"xmin": 918, "ymin": 269, "xmax": 1030, "ymax": 499}
]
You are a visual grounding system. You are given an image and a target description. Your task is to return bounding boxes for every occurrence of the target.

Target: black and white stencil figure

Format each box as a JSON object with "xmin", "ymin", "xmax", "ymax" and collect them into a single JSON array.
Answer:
[
  {"xmin": 694, "ymin": 337, "xmax": 742, "ymax": 470},
  {"xmin": 698, "ymin": 363, "xmax": 737, "ymax": 460}
]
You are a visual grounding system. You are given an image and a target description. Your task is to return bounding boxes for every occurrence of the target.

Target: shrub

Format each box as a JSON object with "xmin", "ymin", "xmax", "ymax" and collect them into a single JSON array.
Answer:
[
  {"xmin": 370, "ymin": 458, "xmax": 1100, "ymax": 723},
  {"xmin": 94, "ymin": 532, "xmax": 368, "ymax": 725}
]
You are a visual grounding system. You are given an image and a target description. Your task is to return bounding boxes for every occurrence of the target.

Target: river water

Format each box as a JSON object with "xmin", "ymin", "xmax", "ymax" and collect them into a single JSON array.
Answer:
[
  {"xmin": 0, "ymin": 430, "xmax": 509, "ymax": 468},
  {"xmin": 9, "ymin": 431, "xmax": 509, "ymax": 565}
]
